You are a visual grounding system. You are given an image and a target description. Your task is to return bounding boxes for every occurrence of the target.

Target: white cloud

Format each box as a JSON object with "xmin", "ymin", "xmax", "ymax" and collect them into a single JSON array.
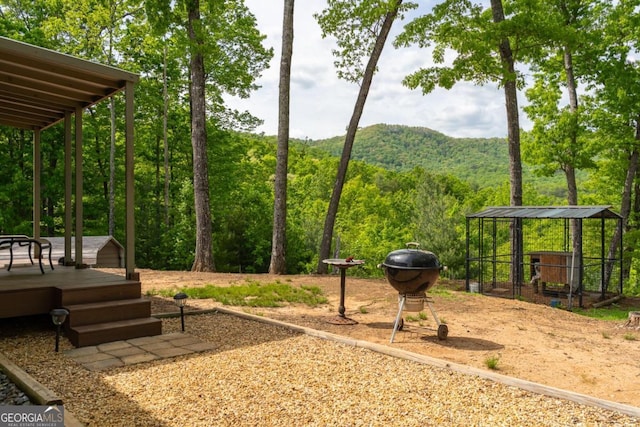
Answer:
[{"xmin": 226, "ymin": 0, "xmax": 530, "ymax": 140}]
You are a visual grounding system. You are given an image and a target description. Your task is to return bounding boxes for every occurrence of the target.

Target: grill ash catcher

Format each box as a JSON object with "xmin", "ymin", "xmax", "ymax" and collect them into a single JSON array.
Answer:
[{"xmin": 379, "ymin": 243, "xmax": 447, "ymax": 343}]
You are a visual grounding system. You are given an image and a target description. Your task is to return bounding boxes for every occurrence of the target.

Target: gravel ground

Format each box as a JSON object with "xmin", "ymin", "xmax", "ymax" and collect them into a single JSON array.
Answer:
[
  {"xmin": 0, "ymin": 312, "xmax": 639, "ymax": 426},
  {"xmin": 0, "ymin": 371, "xmax": 32, "ymax": 405}
]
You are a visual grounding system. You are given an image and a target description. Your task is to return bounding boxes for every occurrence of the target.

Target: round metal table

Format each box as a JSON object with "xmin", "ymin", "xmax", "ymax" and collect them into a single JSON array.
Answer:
[{"xmin": 322, "ymin": 258, "xmax": 364, "ymax": 325}]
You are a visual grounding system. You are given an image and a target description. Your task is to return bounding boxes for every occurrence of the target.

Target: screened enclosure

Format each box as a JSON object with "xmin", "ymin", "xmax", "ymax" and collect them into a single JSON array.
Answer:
[{"xmin": 465, "ymin": 206, "xmax": 623, "ymax": 307}]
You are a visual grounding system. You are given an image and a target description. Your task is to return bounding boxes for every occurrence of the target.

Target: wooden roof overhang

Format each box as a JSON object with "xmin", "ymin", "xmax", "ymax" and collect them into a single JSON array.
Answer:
[
  {"xmin": 0, "ymin": 36, "xmax": 138, "ymax": 130},
  {"xmin": 0, "ymin": 36, "xmax": 138, "ymax": 279}
]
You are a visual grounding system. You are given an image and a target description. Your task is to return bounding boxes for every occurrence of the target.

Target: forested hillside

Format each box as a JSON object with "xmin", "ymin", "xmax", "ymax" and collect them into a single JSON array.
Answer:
[
  {"xmin": 305, "ymin": 124, "xmax": 570, "ymax": 194},
  {"xmin": 0, "ymin": 125, "xmax": 494, "ymax": 278}
]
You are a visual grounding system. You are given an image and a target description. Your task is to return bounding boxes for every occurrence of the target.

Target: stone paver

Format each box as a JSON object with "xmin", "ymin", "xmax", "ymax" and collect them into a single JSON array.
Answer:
[
  {"xmin": 83, "ymin": 358, "xmax": 124, "ymax": 371},
  {"xmin": 166, "ymin": 336, "xmax": 201, "ymax": 347},
  {"xmin": 105, "ymin": 346, "xmax": 147, "ymax": 358},
  {"xmin": 183, "ymin": 342, "xmax": 217, "ymax": 352},
  {"xmin": 126, "ymin": 336, "xmax": 160, "ymax": 345},
  {"xmin": 157, "ymin": 333, "xmax": 184, "ymax": 341},
  {"xmin": 71, "ymin": 352, "xmax": 117, "ymax": 364},
  {"xmin": 138, "ymin": 341, "xmax": 174, "ymax": 352},
  {"xmin": 65, "ymin": 333, "xmax": 213, "ymax": 371},
  {"xmin": 120, "ymin": 353, "xmax": 160, "ymax": 365},
  {"xmin": 150, "ymin": 347, "xmax": 194, "ymax": 358},
  {"xmin": 97, "ymin": 341, "xmax": 133, "ymax": 352},
  {"xmin": 65, "ymin": 346, "xmax": 99, "ymax": 357}
]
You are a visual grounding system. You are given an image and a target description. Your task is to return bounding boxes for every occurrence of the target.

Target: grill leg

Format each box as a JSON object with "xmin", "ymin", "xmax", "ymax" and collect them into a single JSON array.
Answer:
[
  {"xmin": 426, "ymin": 299, "xmax": 440, "ymax": 327},
  {"xmin": 427, "ymin": 299, "xmax": 449, "ymax": 340},
  {"xmin": 390, "ymin": 295, "xmax": 406, "ymax": 343}
]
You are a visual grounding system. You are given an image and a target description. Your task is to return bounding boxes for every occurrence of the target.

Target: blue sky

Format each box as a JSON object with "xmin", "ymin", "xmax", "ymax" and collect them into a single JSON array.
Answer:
[{"xmin": 225, "ymin": 0, "xmax": 530, "ymax": 140}]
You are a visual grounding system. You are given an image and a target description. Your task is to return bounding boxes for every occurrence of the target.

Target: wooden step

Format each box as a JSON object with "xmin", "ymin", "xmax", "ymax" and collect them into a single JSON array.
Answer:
[
  {"xmin": 56, "ymin": 281, "xmax": 141, "ymax": 306},
  {"xmin": 68, "ymin": 317, "xmax": 162, "ymax": 348},
  {"xmin": 64, "ymin": 298, "xmax": 152, "ymax": 327}
]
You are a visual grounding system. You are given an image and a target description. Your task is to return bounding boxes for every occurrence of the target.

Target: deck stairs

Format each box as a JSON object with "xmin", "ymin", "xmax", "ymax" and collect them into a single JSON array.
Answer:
[{"xmin": 57, "ymin": 281, "xmax": 162, "ymax": 347}]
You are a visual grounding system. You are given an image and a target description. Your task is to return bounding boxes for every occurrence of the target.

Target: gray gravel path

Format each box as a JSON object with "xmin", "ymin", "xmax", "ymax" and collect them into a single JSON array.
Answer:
[{"xmin": 0, "ymin": 371, "xmax": 32, "ymax": 405}]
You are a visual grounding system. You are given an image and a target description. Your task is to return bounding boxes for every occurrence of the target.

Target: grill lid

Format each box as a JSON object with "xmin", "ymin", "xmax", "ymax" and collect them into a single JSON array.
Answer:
[{"xmin": 382, "ymin": 247, "xmax": 440, "ymax": 270}]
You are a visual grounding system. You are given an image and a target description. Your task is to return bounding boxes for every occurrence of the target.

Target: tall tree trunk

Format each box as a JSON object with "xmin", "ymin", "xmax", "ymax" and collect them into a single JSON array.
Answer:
[
  {"xmin": 562, "ymin": 44, "xmax": 583, "ymax": 294},
  {"xmin": 564, "ymin": 47, "xmax": 579, "ymax": 207},
  {"xmin": 269, "ymin": 0, "xmax": 295, "ymax": 274},
  {"xmin": 491, "ymin": 0, "xmax": 523, "ymax": 285},
  {"xmin": 316, "ymin": 1, "xmax": 402, "ymax": 274},
  {"xmin": 491, "ymin": 0, "xmax": 522, "ymax": 207},
  {"xmin": 604, "ymin": 119, "xmax": 640, "ymax": 291},
  {"xmin": 625, "ymin": 170, "xmax": 640, "ymax": 281},
  {"xmin": 188, "ymin": 0, "xmax": 215, "ymax": 272},
  {"xmin": 163, "ymin": 44, "xmax": 170, "ymax": 227},
  {"xmin": 565, "ymin": 165, "xmax": 578, "ymax": 205}
]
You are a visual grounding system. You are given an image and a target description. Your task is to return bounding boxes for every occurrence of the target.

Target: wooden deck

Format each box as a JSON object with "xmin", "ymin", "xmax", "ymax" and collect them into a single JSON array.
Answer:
[
  {"xmin": 0, "ymin": 265, "xmax": 131, "ymax": 314},
  {"xmin": 0, "ymin": 265, "xmax": 162, "ymax": 346}
]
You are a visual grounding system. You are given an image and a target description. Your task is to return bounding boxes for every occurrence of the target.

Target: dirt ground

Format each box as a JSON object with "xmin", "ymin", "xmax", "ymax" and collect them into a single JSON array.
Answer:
[{"xmin": 132, "ymin": 268, "xmax": 640, "ymax": 407}]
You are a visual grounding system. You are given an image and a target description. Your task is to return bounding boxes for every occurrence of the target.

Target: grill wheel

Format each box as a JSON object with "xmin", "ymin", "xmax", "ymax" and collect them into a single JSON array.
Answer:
[{"xmin": 437, "ymin": 324, "xmax": 448, "ymax": 340}]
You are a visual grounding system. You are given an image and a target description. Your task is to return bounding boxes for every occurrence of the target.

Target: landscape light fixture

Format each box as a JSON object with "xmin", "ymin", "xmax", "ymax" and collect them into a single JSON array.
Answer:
[
  {"xmin": 50, "ymin": 308, "xmax": 69, "ymax": 352},
  {"xmin": 173, "ymin": 292, "xmax": 188, "ymax": 332}
]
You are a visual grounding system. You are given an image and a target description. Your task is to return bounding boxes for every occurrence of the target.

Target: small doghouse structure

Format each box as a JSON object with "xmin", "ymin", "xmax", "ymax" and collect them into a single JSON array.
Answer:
[
  {"xmin": 48, "ymin": 236, "xmax": 124, "ymax": 268},
  {"xmin": 465, "ymin": 206, "xmax": 623, "ymax": 307}
]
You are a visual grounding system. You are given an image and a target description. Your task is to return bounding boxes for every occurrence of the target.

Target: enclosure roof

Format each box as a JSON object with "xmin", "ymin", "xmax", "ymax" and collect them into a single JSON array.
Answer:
[
  {"xmin": 467, "ymin": 206, "xmax": 622, "ymax": 219},
  {"xmin": 0, "ymin": 36, "xmax": 139, "ymax": 130}
]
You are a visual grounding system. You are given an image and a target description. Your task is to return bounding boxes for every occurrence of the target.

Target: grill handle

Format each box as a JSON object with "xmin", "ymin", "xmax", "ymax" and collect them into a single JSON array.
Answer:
[{"xmin": 405, "ymin": 242, "xmax": 421, "ymax": 249}]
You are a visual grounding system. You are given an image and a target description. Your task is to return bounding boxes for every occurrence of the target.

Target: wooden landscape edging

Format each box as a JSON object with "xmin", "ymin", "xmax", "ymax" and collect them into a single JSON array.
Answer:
[
  {"xmin": 0, "ymin": 353, "xmax": 84, "ymax": 426},
  {"xmin": 0, "ymin": 352, "xmax": 62, "ymax": 405},
  {"xmin": 210, "ymin": 306, "xmax": 640, "ymax": 419}
]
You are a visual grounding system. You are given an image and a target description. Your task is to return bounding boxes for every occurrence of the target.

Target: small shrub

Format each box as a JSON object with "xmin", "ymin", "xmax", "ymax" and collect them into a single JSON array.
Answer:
[
  {"xmin": 485, "ymin": 356, "xmax": 500, "ymax": 370},
  {"xmin": 623, "ymin": 333, "xmax": 637, "ymax": 341}
]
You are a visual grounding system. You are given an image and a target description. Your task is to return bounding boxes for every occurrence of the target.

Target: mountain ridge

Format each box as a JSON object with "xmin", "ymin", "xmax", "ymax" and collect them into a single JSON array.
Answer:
[{"xmin": 301, "ymin": 123, "xmax": 511, "ymax": 188}]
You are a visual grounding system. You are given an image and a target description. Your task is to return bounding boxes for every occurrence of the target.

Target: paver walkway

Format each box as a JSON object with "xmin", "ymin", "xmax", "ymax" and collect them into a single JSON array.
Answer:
[{"xmin": 64, "ymin": 333, "xmax": 216, "ymax": 371}]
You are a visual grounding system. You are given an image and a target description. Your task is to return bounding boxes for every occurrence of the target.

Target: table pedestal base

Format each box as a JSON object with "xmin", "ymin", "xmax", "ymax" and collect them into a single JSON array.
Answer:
[
  {"xmin": 321, "ymin": 258, "xmax": 365, "ymax": 326},
  {"xmin": 325, "ymin": 315, "xmax": 358, "ymax": 325}
]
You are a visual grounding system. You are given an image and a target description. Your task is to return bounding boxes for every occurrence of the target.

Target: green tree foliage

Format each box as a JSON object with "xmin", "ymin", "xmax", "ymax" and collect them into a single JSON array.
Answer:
[
  {"xmin": 577, "ymin": 0, "xmax": 640, "ymax": 293},
  {"xmin": 4, "ymin": 1, "xmax": 640, "ymax": 293},
  {"xmin": 0, "ymin": 128, "xmax": 35, "ymax": 235},
  {"xmin": 413, "ymin": 172, "xmax": 469, "ymax": 277},
  {"xmin": 520, "ymin": 0, "xmax": 608, "ymax": 207},
  {"xmin": 522, "ymin": 78, "xmax": 596, "ymax": 179}
]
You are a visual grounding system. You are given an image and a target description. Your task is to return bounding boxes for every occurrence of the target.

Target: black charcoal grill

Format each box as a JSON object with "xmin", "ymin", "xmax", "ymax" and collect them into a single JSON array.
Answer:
[{"xmin": 380, "ymin": 243, "xmax": 448, "ymax": 342}]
